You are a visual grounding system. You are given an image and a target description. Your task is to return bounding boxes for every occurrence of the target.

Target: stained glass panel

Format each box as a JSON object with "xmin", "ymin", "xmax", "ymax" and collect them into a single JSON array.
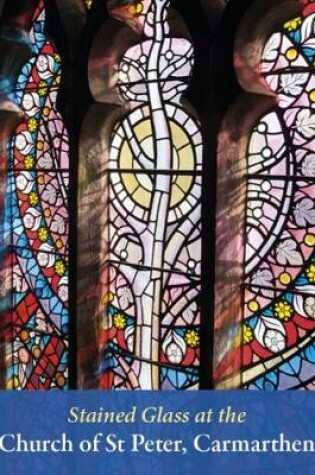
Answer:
[
  {"xmin": 216, "ymin": 0, "xmax": 315, "ymax": 390},
  {"xmin": 78, "ymin": 0, "xmax": 203, "ymax": 390},
  {"xmin": 4, "ymin": 1, "xmax": 69, "ymax": 389}
]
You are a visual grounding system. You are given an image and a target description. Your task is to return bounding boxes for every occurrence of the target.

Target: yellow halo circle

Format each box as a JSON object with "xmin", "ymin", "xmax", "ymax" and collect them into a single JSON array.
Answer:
[{"xmin": 118, "ymin": 118, "xmax": 195, "ymax": 210}]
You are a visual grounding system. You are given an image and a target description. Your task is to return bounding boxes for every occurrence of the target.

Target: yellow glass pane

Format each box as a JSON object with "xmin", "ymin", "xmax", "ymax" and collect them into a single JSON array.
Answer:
[
  {"xmin": 121, "ymin": 173, "xmax": 139, "ymax": 194},
  {"xmin": 132, "ymin": 187, "xmax": 151, "ymax": 208},
  {"xmin": 85, "ymin": 0, "xmax": 93, "ymax": 10},
  {"xmin": 178, "ymin": 145, "xmax": 195, "ymax": 171},
  {"xmin": 171, "ymin": 121, "xmax": 190, "ymax": 150}
]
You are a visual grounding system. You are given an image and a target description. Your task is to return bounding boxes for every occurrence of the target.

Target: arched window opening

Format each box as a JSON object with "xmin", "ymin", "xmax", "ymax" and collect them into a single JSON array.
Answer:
[
  {"xmin": 215, "ymin": 0, "xmax": 315, "ymax": 390},
  {"xmin": 77, "ymin": 0, "xmax": 214, "ymax": 390},
  {"xmin": 1, "ymin": 0, "xmax": 70, "ymax": 389}
]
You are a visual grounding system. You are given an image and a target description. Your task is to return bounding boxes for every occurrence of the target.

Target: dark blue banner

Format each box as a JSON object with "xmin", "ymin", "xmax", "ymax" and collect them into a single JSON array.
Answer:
[{"xmin": 0, "ymin": 391, "xmax": 314, "ymax": 474}]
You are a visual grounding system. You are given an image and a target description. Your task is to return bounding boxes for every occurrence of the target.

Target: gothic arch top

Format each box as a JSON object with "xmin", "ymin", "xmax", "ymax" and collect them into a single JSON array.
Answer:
[{"xmin": 215, "ymin": 0, "xmax": 315, "ymax": 390}]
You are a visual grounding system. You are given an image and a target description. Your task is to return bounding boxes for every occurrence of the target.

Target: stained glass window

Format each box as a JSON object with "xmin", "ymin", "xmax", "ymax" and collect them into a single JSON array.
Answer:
[
  {"xmin": 78, "ymin": 0, "xmax": 202, "ymax": 390},
  {"xmin": 5, "ymin": 0, "xmax": 314, "ymax": 392},
  {"xmin": 3, "ymin": 0, "xmax": 69, "ymax": 389},
  {"xmin": 215, "ymin": 0, "xmax": 315, "ymax": 390}
]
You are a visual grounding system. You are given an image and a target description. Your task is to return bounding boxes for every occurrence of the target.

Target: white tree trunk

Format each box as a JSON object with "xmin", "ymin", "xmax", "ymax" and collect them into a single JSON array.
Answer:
[{"xmin": 136, "ymin": 0, "xmax": 173, "ymax": 389}]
